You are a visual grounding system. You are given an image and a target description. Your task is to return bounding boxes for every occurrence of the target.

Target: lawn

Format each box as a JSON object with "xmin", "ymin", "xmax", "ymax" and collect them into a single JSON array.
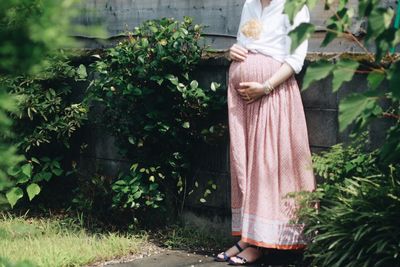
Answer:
[{"xmin": 0, "ymin": 213, "xmax": 148, "ymax": 267}]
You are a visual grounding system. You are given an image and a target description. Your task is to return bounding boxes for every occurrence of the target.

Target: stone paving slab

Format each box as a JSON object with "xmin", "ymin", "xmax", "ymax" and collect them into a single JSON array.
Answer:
[{"xmin": 107, "ymin": 250, "xmax": 306, "ymax": 267}]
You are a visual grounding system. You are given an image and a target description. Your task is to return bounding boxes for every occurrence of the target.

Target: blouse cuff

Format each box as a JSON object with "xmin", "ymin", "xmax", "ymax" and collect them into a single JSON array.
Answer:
[{"xmin": 283, "ymin": 39, "xmax": 308, "ymax": 74}]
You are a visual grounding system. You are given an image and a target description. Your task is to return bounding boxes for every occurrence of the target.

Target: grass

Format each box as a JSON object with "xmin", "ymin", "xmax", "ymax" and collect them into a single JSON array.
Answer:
[
  {"xmin": 0, "ymin": 210, "xmax": 238, "ymax": 266},
  {"xmin": 154, "ymin": 212, "xmax": 235, "ymax": 253},
  {"xmin": 0, "ymin": 212, "xmax": 148, "ymax": 267},
  {"xmin": 157, "ymin": 224, "xmax": 233, "ymax": 252}
]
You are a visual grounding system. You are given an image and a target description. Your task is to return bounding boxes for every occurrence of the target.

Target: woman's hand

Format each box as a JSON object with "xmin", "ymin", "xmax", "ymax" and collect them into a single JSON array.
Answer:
[
  {"xmin": 238, "ymin": 82, "xmax": 269, "ymax": 104},
  {"xmin": 229, "ymin": 44, "xmax": 248, "ymax": 62}
]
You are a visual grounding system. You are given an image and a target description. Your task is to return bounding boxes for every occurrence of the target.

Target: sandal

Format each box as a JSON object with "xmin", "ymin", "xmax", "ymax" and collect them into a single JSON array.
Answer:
[
  {"xmin": 214, "ymin": 241, "xmax": 246, "ymax": 262},
  {"xmin": 228, "ymin": 245, "xmax": 264, "ymax": 265}
]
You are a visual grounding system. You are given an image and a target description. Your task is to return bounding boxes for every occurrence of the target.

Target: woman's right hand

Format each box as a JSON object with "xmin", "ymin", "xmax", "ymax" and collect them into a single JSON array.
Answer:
[{"xmin": 229, "ymin": 44, "xmax": 248, "ymax": 62}]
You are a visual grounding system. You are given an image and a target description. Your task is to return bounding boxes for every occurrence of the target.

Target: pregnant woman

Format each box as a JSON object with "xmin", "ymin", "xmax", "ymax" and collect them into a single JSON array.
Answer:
[{"xmin": 215, "ymin": 0, "xmax": 317, "ymax": 265}]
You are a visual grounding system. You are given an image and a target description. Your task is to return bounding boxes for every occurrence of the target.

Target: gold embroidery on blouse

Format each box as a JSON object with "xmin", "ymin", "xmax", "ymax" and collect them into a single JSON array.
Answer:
[{"xmin": 240, "ymin": 19, "xmax": 263, "ymax": 40}]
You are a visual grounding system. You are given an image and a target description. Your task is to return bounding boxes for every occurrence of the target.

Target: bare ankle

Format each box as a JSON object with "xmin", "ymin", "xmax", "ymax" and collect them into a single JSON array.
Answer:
[{"xmin": 239, "ymin": 239, "xmax": 249, "ymax": 246}]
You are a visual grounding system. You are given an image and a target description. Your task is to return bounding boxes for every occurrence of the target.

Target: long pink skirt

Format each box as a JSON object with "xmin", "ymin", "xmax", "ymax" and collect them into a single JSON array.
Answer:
[{"xmin": 228, "ymin": 52, "xmax": 316, "ymax": 250}]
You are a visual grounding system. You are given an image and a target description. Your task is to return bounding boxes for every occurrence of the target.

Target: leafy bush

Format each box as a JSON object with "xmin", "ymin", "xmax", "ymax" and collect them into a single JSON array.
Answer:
[
  {"xmin": 304, "ymin": 167, "xmax": 400, "ymax": 266},
  {"xmin": 112, "ymin": 163, "xmax": 164, "ymax": 211},
  {"xmin": 87, "ymin": 16, "xmax": 227, "ymax": 217},
  {"xmin": 0, "ymin": 0, "xmax": 79, "ymax": 200},
  {"xmin": 1, "ymin": 55, "xmax": 89, "ymax": 208},
  {"xmin": 290, "ymin": 132, "xmax": 400, "ymax": 266}
]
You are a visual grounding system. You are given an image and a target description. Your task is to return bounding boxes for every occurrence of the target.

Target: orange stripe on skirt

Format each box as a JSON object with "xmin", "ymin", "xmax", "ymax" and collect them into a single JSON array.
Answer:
[{"xmin": 227, "ymin": 52, "xmax": 317, "ymax": 250}]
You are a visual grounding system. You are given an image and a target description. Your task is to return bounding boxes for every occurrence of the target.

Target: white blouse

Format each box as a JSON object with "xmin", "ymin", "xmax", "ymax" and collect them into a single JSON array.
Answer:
[{"xmin": 236, "ymin": 0, "xmax": 310, "ymax": 74}]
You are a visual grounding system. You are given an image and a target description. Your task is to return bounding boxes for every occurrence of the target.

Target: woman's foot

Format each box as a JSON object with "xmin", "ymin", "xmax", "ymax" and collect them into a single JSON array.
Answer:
[
  {"xmin": 214, "ymin": 240, "xmax": 249, "ymax": 262},
  {"xmin": 228, "ymin": 245, "xmax": 264, "ymax": 265}
]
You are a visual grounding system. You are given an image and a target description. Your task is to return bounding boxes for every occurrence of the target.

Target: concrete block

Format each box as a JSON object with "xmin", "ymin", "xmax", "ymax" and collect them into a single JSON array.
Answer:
[
  {"xmin": 305, "ymin": 109, "xmax": 338, "ymax": 148},
  {"xmin": 299, "ymin": 70, "xmax": 337, "ymax": 110}
]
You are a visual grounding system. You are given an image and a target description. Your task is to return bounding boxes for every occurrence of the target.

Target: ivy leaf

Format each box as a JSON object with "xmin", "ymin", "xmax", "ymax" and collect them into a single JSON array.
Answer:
[
  {"xmin": 339, "ymin": 93, "xmax": 376, "ymax": 132},
  {"xmin": 26, "ymin": 183, "xmax": 41, "ymax": 201},
  {"xmin": 288, "ymin": 23, "xmax": 315, "ymax": 53},
  {"xmin": 332, "ymin": 59, "xmax": 359, "ymax": 92},
  {"xmin": 302, "ymin": 60, "xmax": 335, "ymax": 90},
  {"xmin": 6, "ymin": 187, "xmax": 24, "ymax": 208}
]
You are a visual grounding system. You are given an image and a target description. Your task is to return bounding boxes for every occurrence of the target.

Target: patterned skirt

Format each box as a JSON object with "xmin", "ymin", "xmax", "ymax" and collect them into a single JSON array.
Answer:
[{"xmin": 227, "ymin": 52, "xmax": 316, "ymax": 250}]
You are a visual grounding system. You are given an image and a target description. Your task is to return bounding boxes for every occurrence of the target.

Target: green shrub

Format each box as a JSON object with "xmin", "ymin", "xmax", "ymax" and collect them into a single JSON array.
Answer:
[
  {"xmin": 1, "ymin": 55, "xmax": 89, "ymax": 208},
  {"xmin": 87, "ymin": 16, "xmax": 227, "ymax": 217},
  {"xmin": 305, "ymin": 167, "xmax": 400, "ymax": 267},
  {"xmin": 292, "ymin": 133, "xmax": 400, "ymax": 266}
]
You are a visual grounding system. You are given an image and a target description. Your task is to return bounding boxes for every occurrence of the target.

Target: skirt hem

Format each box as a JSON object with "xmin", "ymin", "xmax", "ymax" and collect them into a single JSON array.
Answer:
[{"xmin": 231, "ymin": 231, "xmax": 307, "ymax": 250}]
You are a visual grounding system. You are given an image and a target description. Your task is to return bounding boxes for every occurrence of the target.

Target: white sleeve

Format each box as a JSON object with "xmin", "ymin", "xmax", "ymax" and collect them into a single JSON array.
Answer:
[{"xmin": 283, "ymin": 5, "xmax": 310, "ymax": 74}]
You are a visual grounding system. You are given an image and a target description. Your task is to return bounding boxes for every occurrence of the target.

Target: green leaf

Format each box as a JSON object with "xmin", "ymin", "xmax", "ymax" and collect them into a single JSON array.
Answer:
[
  {"xmin": 141, "ymin": 38, "xmax": 149, "ymax": 48},
  {"xmin": 332, "ymin": 59, "xmax": 359, "ymax": 92},
  {"xmin": 388, "ymin": 61, "xmax": 400, "ymax": 99},
  {"xmin": 77, "ymin": 64, "xmax": 87, "ymax": 79},
  {"xmin": 284, "ymin": 0, "xmax": 318, "ymax": 23},
  {"xmin": 182, "ymin": 122, "xmax": 190, "ymax": 129},
  {"xmin": 26, "ymin": 183, "xmax": 41, "ymax": 201},
  {"xmin": 128, "ymin": 136, "xmax": 135, "ymax": 145},
  {"xmin": 367, "ymin": 71, "xmax": 385, "ymax": 90},
  {"xmin": 16, "ymin": 174, "xmax": 30, "ymax": 185},
  {"xmin": 52, "ymin": 168, "xmax": 63, "ymax": 176},
  {"xmin": 367, "ymin": 8, "xmax": 394, "ymax": 41},
  {"xmin": 339, "ymin": 93, "xmax": 376, "ymax": 132},
  {"xmin": 284, "ymin": 1, "xmax": 304, "ymax": 24},
  {"xmin": 33, "ymin": 172, "xmax": 52, "ymax": 182},
  {"xmin": 7, "ymin": 166, "xmax": 21, "ymax": 177},
  {"xmin": 6, "ymin": 187, "xmax": 24, "ymax": 208},
  {"xmin": 190, "ymin": 80, "xmax": 198, "ymax": 89},
  {"xmin": 302, "ymin": 60, "xmax": 335, "ymax": 90},
  {"xmin": 199, "ymin": 198, "xmax": 206, "ymax": 203},
  {"xmin": 130, "ymin": 163, "xmax": 139, "ymax": 172},
  {"xmin": 211, "ymin": 82, "xmax": 220, "ymax": 91},
  {"xmin": 149, "ymin": 183, "xmax": 158, "ymax": 190},
  {"xmin": 132, "ymin": 87, "xmax": 142, "ymax": 96},
  {"xmin": 30, "ymin": 157, "xmax": 40, "ymax": 164},
  {"xmin": 21, "ymin": 163, "xmax": 32, "ymax": 178},
  {"xmin": 288, "ymin": 23, "xmax": 315, "ymax": 53}
]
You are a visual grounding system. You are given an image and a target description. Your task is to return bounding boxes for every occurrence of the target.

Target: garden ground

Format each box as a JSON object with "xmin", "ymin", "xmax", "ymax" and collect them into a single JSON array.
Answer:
[{"xmin": 0, "ymin": 212, "xmax": 305, "ymax": 267}]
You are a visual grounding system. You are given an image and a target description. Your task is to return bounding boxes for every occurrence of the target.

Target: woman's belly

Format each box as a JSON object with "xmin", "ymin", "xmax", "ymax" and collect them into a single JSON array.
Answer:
[{"xmin": 228, "ymin": 52, "xmax": 283, "ymax": 91}]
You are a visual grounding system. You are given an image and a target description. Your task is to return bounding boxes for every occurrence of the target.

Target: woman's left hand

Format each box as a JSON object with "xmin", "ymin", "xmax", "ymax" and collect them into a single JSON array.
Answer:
[{"xmin": 238, "ymin": 82, "xmax": 267, "ymax": 104}]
